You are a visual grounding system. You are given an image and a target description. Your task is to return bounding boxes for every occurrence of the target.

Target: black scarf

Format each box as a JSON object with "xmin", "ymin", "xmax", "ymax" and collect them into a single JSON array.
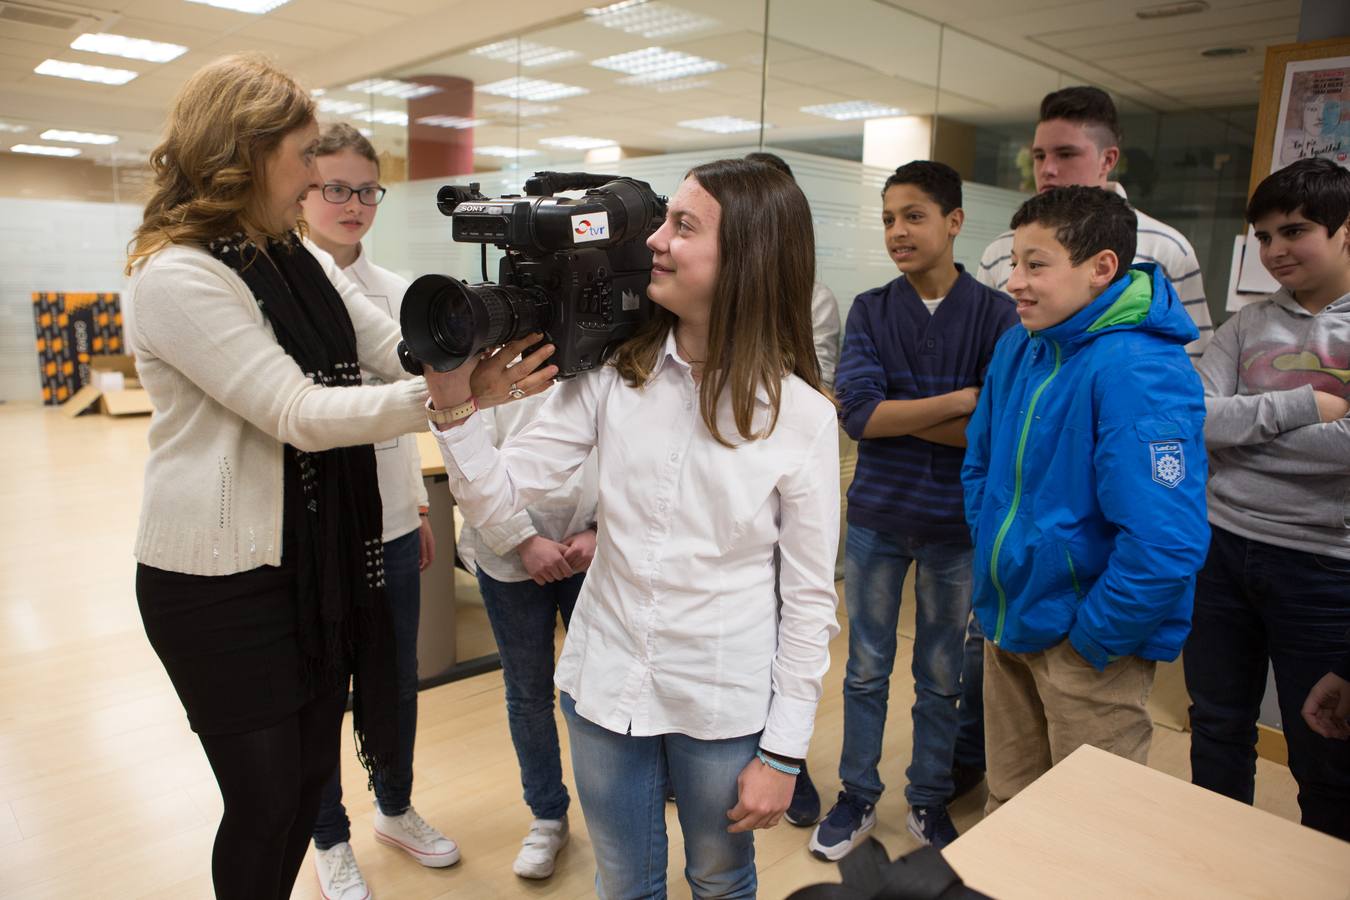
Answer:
[{"xmin": 208, "ymin": 232, "xmax": 399, "ymax": 783}]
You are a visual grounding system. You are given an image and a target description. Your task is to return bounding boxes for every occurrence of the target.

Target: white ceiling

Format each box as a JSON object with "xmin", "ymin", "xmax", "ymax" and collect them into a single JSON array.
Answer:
[{"xmin": 0, "ymin": 0, "xmax": 1300, "ymax": 168}]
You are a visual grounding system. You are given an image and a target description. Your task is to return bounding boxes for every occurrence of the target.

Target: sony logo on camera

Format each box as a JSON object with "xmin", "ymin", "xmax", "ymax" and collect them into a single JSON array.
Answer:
[
  {"xmin": 457, "ymin": 202, "xmax": 503, "ymax": 214},
  {"xmin": 570, "ymin": 212, "xmax": 610, "ymax": 243}
]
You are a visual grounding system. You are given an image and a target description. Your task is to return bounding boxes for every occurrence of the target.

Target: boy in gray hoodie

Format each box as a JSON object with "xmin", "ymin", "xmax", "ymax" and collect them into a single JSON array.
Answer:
[{"xmin": 1186, "ymin": 157, "xmax": 1350, "ymax": 841}]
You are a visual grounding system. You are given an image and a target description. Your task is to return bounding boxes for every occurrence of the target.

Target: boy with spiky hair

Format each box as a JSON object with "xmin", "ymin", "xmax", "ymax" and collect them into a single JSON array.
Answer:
[
  {"xmin": 1186, "ymin": 157, "xmax": 1350, "ymax": 840},
  {"xmin": 810, "ymin": 161, "xmax": 1017, "ymax": 858},
  {"xmin": 963, "ymin": 186, "xmax": 1208, "ymax": 812}
]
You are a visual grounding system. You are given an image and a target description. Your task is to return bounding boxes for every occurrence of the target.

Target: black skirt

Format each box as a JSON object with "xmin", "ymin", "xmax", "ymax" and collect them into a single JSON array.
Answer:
[{"xmin": 136, "ymin": 557, "xmax": 333, "ymax": 735}]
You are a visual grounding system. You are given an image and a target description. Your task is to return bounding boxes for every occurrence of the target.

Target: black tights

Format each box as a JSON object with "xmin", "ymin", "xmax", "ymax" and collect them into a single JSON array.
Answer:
[{"xmin": 198, "ymin": 687, "xmax": 348, "ymax": 900}]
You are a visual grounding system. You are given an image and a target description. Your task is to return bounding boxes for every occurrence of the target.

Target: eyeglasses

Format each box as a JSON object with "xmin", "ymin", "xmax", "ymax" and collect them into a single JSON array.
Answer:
[{"xmin": 321, "ymin": 183, "xmax": 387, "ymax": 206}]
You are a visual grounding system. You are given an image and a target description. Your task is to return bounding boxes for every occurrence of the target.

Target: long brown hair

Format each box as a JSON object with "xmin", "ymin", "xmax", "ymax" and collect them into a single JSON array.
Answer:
[
  {"xmin": 611, "ymin": 158, "xmax": 825, "ymax": 446},
  {"xmin": 126, "ymin": 53, "xmax": 315, "ymax": 273}
]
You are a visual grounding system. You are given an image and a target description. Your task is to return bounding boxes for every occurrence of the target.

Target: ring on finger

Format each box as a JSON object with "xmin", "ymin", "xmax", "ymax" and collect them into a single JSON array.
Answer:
[{"xmin": 508, "ymin": 382, "xmax": 526, "ymax": 400}]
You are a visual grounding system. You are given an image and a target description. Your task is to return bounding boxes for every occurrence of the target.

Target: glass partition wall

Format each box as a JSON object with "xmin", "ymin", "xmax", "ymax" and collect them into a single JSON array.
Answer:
[{"xmin": 0, "ymin": 0, "xmax": 1264, "ymax": 672}]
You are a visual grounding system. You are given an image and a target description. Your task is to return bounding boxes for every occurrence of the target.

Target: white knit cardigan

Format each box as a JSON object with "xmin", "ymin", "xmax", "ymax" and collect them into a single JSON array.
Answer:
[{"xmin": 126, "ymin": 242, "xmax": 430, "ymax": 576}]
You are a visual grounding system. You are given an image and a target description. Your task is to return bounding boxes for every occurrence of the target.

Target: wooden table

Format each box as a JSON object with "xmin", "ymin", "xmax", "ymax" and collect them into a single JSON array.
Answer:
[{"xmin": 943, "ymin": 744, "xmax": 1350, "ymax": 899}]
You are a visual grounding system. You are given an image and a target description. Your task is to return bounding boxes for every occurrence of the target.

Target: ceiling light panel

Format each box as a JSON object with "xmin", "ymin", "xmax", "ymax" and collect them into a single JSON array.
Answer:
[
  {"xmin": 677, "ymin": 116, "xmax": 765, "ymax": 134},
  {"xmin": 416, "ymin": 115, "xmax": 487, "ymax": 129},
  {"xmin": 35, "ymin": 59, "xmax": 138, "ymax": 85},
  {"xmin": 0, "ymin": 122, "xmax": 28, "ymax": 133},
  {"xmin": 317, "ymin": 99, "xmax": 366, "ymax": 115},
  {"xmin": 475, "ymin": 146, "xmax": 541, "ymax": 158},
  {"xmin": 481, "ymin": 101, "xmax": 561, "ymax": 118},
  {"xmin": 40, "ymin": 129, "xmax": 119, "ymax": 144},
  {"xmin": 585, "ymin": 1, "xmax": 718, "ymax": 39},
  {"xmin": 184, "ymin": 0, "xmax": 292, "ymax": 13},
  {"xmin": 12, "ymin": 144, "xmax": 82, "ymax": 157},
  {"xmin": 800, "ymin": 100, "xmax": 906, "ymax": 121},
  {"xmin": 352, "ymin": 109, "xmax": 409, "ymax": 126},
  {"xmin": 70, "ymin": 33, "xmax": 187, "ymax": 63},
  {"xmin": 346, "ymin": 79, "xmax": 441, "ymax": 99},
  {"xmin": 592, "ymin": 47, "xmax": 724, "ymax": 85},
  {"xmin": 470, "ymin": 40, "xmax": 581, "ymax": 67},
  {"xmin": 539, "ymin": 135, "xmax": 617, "ymax": 150},
  {"xmin": 478, "ymin": 77, "xmax": 589, "ymax": 102}
]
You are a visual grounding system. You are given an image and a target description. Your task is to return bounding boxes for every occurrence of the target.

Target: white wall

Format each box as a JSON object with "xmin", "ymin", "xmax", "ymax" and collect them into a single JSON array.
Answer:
[{"xmin": 0, "ymin": 199, "xmax": 140, "ymax": 403}]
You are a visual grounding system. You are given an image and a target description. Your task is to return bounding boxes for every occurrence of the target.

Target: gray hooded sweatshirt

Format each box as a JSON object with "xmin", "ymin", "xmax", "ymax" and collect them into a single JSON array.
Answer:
[{"xmin": 1197, "ymin": 288, "xmax": 1350, "ymax": 560}]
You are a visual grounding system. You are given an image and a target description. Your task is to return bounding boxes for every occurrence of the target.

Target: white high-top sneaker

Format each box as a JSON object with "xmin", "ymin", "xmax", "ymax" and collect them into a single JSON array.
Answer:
[
  {"xmin": 512, "ymin": 816, "xmax": 569, "ymax": 879},
  {"xmin": 314, "ymin": 841, "xmax": 371, "ymax": 900},
  {"xmin": 373, "ymin": 806, "xmax": 460, "ymax": 867}
]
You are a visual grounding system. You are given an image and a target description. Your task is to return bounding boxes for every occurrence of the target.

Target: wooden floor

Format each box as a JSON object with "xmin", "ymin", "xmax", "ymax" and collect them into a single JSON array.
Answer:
[{"xmin": 0, "ymin": 403, "xmax": 1303, "ymax": 899}]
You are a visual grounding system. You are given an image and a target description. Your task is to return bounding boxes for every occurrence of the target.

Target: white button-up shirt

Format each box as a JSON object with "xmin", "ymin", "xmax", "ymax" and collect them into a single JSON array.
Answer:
[{"xmin": 432, "ymin": 331, "xmax": 841, "ymax": 757}]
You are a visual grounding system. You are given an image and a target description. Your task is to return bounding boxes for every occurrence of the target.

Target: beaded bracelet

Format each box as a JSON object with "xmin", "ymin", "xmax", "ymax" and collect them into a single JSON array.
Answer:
[{"xmin": 755, "ymin": 749, "xmax": 802, "ymax": 776}]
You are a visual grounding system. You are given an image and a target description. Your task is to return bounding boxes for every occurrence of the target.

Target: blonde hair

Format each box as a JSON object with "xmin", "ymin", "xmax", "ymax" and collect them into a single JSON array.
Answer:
[{"xmin": 126, "ymin": 53, "xmax": 315, "ymax": 273}]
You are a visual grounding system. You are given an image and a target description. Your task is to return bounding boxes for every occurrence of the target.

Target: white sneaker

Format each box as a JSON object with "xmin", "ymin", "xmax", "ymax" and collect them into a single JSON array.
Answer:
[
  {"xmin": 314, "ymin": 842, "xmax": 371, "ymax": 900},
  {"xmin": 513, "ymin": 816, "xmax": 569, "ymax": 879},
  {"xmin": 373, "ymin": 806, "xmax": 461, "ymax": 868}
]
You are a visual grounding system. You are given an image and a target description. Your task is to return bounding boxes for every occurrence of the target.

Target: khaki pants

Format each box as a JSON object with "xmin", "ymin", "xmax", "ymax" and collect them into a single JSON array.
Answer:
[{"xmin": 984, "ymin": 640, "xmax": 1156, "ymax": 815}]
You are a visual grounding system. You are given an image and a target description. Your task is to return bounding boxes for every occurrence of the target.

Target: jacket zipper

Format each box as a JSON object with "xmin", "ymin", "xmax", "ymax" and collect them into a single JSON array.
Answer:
[
  {"xmin": 1066, "ymin": 548, "xmax": 1081, "ymax": 597},
  {"xmin": 990, "ymin": 339, "xmax": 1062, "ymax": 645}
]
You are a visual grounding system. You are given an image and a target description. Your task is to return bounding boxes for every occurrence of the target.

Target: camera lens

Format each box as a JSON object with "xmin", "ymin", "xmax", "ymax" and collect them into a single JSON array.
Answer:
[{"xmin": 401, "ymin": 274, "xmax": 549, "ymax": 372}]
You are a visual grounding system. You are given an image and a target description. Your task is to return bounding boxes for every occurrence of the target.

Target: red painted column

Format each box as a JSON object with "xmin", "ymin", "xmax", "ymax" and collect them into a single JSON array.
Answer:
[{"xmin": 407, "ymin": 75, "xmax": 475, "ymax": 180}]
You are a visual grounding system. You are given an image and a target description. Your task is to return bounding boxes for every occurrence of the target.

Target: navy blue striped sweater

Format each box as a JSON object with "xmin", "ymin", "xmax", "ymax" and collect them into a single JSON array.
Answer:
[{"xmin": 836, "ymin": 267, "xmax": 1018, "ymax": 542}]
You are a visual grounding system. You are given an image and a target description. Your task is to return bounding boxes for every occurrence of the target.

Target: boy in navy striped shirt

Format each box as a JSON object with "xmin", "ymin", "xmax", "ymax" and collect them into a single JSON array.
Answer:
[{"xmin": 809, "ymin": 162, "xmax": 1017, "ymax": 859}]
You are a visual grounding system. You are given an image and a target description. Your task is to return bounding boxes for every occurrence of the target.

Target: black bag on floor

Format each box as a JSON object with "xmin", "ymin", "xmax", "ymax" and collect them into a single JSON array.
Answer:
[{"xmin": 786, "ymin": 839, "xmax": 993, "ymax": 900}]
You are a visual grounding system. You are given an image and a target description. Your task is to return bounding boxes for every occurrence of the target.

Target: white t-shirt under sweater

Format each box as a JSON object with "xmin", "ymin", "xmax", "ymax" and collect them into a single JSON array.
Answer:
[
  {"xmin": 975, "ymin": 182, "xmax": 1213, "ymax": 359},
  {"xmin": 340, "ymin": 248, "xmax": 429, "ymax": 544}
]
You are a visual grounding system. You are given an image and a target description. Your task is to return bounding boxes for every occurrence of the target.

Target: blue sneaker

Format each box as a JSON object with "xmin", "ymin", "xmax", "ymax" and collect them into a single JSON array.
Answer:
[
  {"xmin": 808, "ymin": 792, "xmax": 876, "ymax": 861},
  {"xmin": 906, "ymin": 804, "xmax": 959, "ymax": 849},
  {"xmin": 785, "ymin": 762, "xmax": 821, "ymax": 827}
]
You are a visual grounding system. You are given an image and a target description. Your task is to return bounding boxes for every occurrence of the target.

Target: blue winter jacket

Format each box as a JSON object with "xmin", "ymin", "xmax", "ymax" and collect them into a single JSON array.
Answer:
[{"xmin": 961, "ymin": 264, "xmax": 1209, "ymax": 670}]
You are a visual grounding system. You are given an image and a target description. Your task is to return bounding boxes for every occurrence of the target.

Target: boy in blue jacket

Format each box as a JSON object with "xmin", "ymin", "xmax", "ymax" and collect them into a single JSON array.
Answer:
[{"xmin": 962, "ymin": 186, "xmax": 1209, "ymax": 812}]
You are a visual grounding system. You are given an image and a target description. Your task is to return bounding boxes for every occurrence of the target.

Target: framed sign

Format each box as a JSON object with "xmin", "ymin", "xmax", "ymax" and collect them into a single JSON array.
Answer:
[{"xmin": 1250, "ymin": 37, "xmax": 1350, "ymax": 197}]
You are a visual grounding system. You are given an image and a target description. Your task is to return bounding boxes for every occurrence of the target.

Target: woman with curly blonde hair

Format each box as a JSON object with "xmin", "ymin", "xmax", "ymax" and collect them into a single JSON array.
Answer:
[{"xmin": 125, "ymin": 53, "xmax": 554, "ymax": 897}]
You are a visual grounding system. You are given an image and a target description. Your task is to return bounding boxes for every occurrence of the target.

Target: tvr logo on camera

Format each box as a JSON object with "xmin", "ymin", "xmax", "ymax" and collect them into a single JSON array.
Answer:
[{"xmin": 571, "ymin": 212, "xmax": 610, "ymax": 243}]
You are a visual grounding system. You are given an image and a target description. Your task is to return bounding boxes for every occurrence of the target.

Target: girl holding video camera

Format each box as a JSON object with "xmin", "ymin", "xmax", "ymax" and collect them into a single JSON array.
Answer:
[{"xmin": 424, "ymin": 158, "xmax": 841, "ymax": 897}]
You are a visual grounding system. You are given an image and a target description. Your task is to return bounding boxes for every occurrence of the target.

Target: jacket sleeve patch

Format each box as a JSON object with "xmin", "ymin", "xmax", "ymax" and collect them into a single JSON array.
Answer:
[{"xmin": 1149, "ymin": 441, "xmax": 1186, "ymax": 488}]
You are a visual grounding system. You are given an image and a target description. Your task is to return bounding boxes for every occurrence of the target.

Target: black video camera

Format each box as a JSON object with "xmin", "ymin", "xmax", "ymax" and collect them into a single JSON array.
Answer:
[{"xmin": 397, "ymin": 171, "xmax": 666, "ymax": 378}]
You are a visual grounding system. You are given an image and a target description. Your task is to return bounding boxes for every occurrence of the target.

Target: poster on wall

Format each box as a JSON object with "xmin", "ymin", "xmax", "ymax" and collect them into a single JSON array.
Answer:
[
  {"xmin": 31, "ymin": 292, "xmax": 124, "ymax": 406},
  {"xmin": 1272, "ymin": 56, "xmax": 1350, "ymax": 173}
]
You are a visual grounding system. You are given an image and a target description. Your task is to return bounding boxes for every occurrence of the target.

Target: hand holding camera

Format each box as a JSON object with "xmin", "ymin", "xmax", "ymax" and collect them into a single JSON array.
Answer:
[{"xmin": 470, "ymin": 334, "xmax": 559, "ymax": 409}]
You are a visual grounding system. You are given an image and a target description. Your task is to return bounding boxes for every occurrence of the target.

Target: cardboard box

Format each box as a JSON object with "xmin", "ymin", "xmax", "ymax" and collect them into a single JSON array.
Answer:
[{"xmin": 60, "ymin": 354, "xmax": 152, "ymax": 418}]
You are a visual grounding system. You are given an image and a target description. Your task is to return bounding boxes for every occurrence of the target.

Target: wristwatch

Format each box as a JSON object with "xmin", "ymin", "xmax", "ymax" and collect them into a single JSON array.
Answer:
[{"xmin": 426, "ymin": 395, "xmax": 477, "ymax": 427}]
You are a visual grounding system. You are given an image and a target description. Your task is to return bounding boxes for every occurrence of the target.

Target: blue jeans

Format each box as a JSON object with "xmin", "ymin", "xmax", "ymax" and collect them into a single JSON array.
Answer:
[
  {"xmin": 1184, "ymin": 526, "xmax": 1350, "ymax": 841},
  {"xmin": 952, "ymin": 613, "xmax": 987, "ymax": 771},
  {"xmin": 839, "ymin": 524, "xmax": 972, "ymax": 808},
  {"xmin": 477, "ymin": 568, "xmax": 583, "ymax": 821},
  {"xmin": 560, "ymin": 693, "xmax": 757, "ymax": 900},
  {"xmin": 313, "ymin": 528, "xmax": 421, "ymax": 848}
]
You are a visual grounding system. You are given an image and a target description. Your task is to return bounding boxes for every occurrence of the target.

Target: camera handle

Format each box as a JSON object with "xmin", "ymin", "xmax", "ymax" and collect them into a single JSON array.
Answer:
[{"xmin": 523, "ymin": 171, "xmax": 624, "ymax": 196}]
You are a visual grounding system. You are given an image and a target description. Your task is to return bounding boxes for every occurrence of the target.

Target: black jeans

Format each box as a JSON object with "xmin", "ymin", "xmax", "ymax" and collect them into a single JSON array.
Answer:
[
  {"xmin": 313, "ymin": 528, "xmax": 422, "ymax": 847},
  {"xmin": 1184, "ymin": 525, "xmax": 1350, "ymax": 840}
]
